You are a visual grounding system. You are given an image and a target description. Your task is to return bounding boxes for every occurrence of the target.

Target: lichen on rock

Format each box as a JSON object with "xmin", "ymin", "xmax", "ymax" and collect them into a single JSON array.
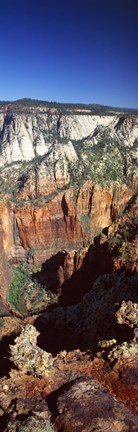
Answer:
[{"xmin": 10, "ymin": 324, "xmax": 53, "ymax": 376}]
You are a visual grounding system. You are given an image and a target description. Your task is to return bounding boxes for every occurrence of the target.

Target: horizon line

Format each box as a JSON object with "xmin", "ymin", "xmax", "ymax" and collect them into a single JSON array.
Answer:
[{"xmin": 0, "ymin": 97, "xmax": 138, "ymax": 111}]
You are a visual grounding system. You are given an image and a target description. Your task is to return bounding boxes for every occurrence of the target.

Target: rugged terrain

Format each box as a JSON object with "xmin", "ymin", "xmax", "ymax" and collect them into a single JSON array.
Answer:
[
  {"xmin": 0, "ymin": 100, "xmax": 137, "ymax": 267},
  {"xmin": 0, "ymin": 99, "xmax": 137, "ymax": 431}
]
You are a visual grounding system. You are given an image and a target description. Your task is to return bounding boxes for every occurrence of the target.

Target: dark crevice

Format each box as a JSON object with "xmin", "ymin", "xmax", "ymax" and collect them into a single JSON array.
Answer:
[
  {"xmin": 16, "ymin": 413, "xmax": 30, "ymax": 421},
  {"xmin": 58, "ymin": 426, "xmax": 64, "ymax": 432},
  {"xmin": 114, "ymin": 116, "xmax": 126, "ymax": 130},
  {"xmin": 110, "ymin": 358, "xmax": 118, "ymax": 368},
  {"xmin": 57, "ymin": 113, "xmax": 62, "ymax": 135},
  {"xmin": 0, "ymin": 332, "xmax": 20, "ymax": 378},
  {"xmin": 0, "ymin": 412, "xmax": 10, "ymax": 432},
  {"xmin": 61, "ymin": 194, "xmax": 68, "ymax": 219},
  {"xmin": 88, "ymin": 185, "xmax": 94, "ymax": 215},
  {"xmin": 34, "ymin": 266, "xmax": 137, "ymax": 356},
  {"xmin": 17, "ymin": 173, "xmax": 29, "ymax": 192},
  {"xmin": 35, "ymin": 314, "xmax": 80, "ymax": 356},
  {"xmin": 34, "ymin": 167, "xmax": 39, "ymax": 196},
  {"xmin": 32, "ymin": 251, "xmax": 66, "ymax": 294},
  {"xmin": 123, "ymin": 192, "xmax": 138, "ymax": 214},
  {"xmin": 59, "ymin": 237, "xmax": 114, "ymax": 306},
  {"xmin": 53, "ymin": 161, "xmax": 57, "ymax": 182}
]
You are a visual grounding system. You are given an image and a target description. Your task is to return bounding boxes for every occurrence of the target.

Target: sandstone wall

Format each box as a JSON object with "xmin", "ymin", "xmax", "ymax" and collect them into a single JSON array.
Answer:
[{"xmin": 0, "ymin": 180, "xmax": 137, "ymax": 267}]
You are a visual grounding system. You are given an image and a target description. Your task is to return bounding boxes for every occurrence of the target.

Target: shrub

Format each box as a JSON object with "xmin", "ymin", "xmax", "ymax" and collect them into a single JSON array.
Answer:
[
  {"xmin": 9, "ymin": 265, "xmax": 31, "ymax": 312},
  {"xmin": 9, "ymin": 263, "xmax": 58, "ymax": 314},
  {"xmin": 0, "ymin": 317, "xmax": 4, "ymax": 327}
]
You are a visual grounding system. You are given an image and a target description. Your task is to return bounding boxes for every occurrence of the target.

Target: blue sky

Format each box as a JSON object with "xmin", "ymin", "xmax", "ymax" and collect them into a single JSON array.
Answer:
[{"xmin": 0, "ymin": 0, "xmax": 138, "ymax": 107}]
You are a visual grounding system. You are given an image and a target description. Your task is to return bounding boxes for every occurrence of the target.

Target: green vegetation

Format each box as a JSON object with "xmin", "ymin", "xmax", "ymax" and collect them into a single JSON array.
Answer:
[
  {"xmin": 9, "ymin": 264, "xmax": 31, "ymax": 311},
  {"xmin": 70, "ymin": 129, "xmax": 135, "ymax": 187},
  {"xmin": 1, "ymin": 98, "xmax": 138, "ymax": 115},
  {"xmin": 9, "ymin": 263, "xmax": 57, "ymax": 314},
  {"xmin": 0, "ymin": 306, "xmax": 10, "ymax": 317},
  {"xmin": 0, "ymin": 104, "xmax": 137, "ymax": 205},
  {"xmin": 80, "ymin": 214, "xmax": 90, "ymax": 233},
  {"xmin": 123, "ymin": 192, "xmax": 138, "ymax": 214},
  {"xmin": 0, "ymin": 317, "xmax": 4, "ymax": 327},
  {"xmin": 109, "ymin": 214, "xmax": 137, "ymax": 266}
]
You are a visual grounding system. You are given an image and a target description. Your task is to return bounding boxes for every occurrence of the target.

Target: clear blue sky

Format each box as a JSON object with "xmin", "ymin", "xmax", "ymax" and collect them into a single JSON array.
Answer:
[{"xmin": 0, "ymin": 0, "xmax": 138, "ymax": 107}]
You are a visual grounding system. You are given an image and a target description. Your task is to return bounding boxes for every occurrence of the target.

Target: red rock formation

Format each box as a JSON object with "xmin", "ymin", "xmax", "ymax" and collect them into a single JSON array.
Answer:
[
  {"xmin": 0, "ymin": 180, "xmax": 137, "ymax": 269},
  {"xmin": 0, "ymin": 202, "xmax": 14, "ymax": 259},
  {"xmin": 0, "ymin": 207, "xmax": 13, "ymax": 301}
]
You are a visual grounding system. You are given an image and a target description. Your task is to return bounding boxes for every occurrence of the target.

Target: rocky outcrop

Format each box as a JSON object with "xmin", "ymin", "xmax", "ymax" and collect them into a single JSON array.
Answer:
[
  {"xmin": 54, "ymin": 377, "xmax": 138, "ymax": 431},
  {"xmin": 10, "ymin": 324, "xmax": 53, "ymax": 376},
  {"xmin": 0, "ymin": 328, "xmax": 138, "ymax": 431},
  {"xmin": 0, "ymin": 374, "xmax": 137, "ymax": 432},
  {"xmin": 41, "ymin": 272, "xmax": 138, "ymax": 352},
  {"xmin": 43, "ymin": 207, "xmax": 137, "ymax": 306},
  {"xmin": 0, "ymin": 111, "xmax": 117, "ymax": 166},
  {"xmin": 0, "ymin": 107, "xmax": 138, "ymax": 167}
]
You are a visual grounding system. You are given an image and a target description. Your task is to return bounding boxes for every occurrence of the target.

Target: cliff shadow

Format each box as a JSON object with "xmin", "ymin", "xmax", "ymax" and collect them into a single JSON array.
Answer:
[
  {"xmin": 58, "ymin": 215, "xmax": 138, "ymax": 306},
  {"xmin": 32, "ymin": 251, "xmax": 67, "ymax": 294},
  {"xmin": 32, "ymin": 233, "xmax": 115, "ymax": 307},
  {"xmin": 34, "ymin": 269, "xmax": 137, "ymax": 356},
  {"xmin": 59, "ymin": 235, "xmax": 114, "ymax": 306},
  {"xmin": 34, "ymin": 227, "xmax": 138, "ymax": 356}
]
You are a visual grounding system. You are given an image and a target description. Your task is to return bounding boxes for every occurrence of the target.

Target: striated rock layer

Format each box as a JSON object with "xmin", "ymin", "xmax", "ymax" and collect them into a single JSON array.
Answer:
[{"xmin": 0, "ymin": 180, "xmax": 137, "ymax": 269}]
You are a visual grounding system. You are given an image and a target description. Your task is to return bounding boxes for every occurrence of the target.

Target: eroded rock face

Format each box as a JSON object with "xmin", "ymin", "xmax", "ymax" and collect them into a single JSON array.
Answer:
[
  {"xmin": 0, "ymin": 104, "xmax": 137, "ymax": 267},
  {"xmin": 0, "ymin": 112, "xmax": 117, "ymax": 166}
]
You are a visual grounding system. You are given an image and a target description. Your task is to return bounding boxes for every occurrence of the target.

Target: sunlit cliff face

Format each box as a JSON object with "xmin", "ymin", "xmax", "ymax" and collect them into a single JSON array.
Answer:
[{"xmin": 0, "ymin": 105, "xmax": 137, "ymax": 265}]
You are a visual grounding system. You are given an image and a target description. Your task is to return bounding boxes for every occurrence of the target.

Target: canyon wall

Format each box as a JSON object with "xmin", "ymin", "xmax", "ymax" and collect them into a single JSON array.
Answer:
[
  {"xmin": 0, "ymin": 104, "xmax": 137, "ymax": 268},
  {"xmin": 0, "ymin": 180, "xmax": 137, "ymax": 267},
  {"xmin": 0, "ymin": 206, "xmax": 13, "ymax": 300}
]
